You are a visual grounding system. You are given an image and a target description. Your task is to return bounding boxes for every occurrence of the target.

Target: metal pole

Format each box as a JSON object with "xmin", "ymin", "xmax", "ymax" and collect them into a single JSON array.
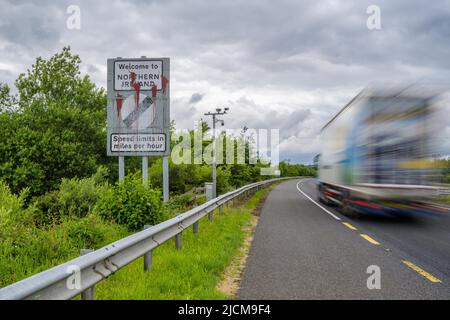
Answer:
[
  {"xmin": 193, "ymin": 221, "xmax": 199, "ymax": 233},
  {"xmin": 163, "ymin": 156, "xmax": 169, "ymax": 202},
  {"xmin": 143, "ymin": 225, "xmax": 152, "ymax": 271},
  {"xmin": 119, "ymin": 156, "xmax": 125, "ymax": 181},
  {"xmin": 142, "ymin": 156, "xmax": 148, "ymax": 185},
  {"xmin": 144, "ymin": 250, "xmax": 152, "ymax": 272},
  {"xmin": 80, "ymin": 249, "xmax": 94, "ymax": 300},
  {"xmin": 175, "ymin": 232, "xmax": 182, "ymax": 250},
  {"xmin": 204, "ymin": 107, "xmax": 229, "ymax": 199},
  {"xmin": 212, "ymin": 114, "xmax": 217, "ymax": 199}
]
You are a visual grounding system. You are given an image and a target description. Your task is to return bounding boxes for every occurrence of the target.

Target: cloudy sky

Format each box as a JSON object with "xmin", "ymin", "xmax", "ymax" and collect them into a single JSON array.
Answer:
[{"xmin": 1, "ymin": 0, "xmax": 450, "ymax": 163}]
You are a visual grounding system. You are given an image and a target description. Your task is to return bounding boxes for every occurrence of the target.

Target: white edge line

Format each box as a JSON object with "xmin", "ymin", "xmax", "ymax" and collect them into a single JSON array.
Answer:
[{"xmin": 296, "ymin": 180, "xmax": 342, "ymax": 221}]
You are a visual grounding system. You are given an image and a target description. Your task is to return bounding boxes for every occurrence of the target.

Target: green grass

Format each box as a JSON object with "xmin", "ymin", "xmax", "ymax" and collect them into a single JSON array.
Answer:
[
  {"xmin": 0, "ymin": 214, "xmax": 128, "ymax": 288},
  {"xmin": 93, "ymin": 186, "xmax": 274, "ymax": 300}
]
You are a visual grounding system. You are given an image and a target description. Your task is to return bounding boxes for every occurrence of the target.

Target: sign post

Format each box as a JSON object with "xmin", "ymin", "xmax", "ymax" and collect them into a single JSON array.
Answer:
[
  {"xmin": 163, "ymin": 156, "xmax": 169, "ymax": 202},
  {"xmin": 142, "ymin": 156, "xmax": 148, "ymax": 184},
  {"xmin": 119, "ymin": 156, "xmax": 125, "ymax": 181},
  {"xmin": 107, "ymin": 57, "xmax": 170, "ymax": 200}
]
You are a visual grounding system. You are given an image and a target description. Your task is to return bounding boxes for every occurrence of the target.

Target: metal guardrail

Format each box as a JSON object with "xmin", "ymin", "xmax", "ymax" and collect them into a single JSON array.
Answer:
[{"xmin": 0, "ymin": 177, "xmax": 289, "ymax": 300}]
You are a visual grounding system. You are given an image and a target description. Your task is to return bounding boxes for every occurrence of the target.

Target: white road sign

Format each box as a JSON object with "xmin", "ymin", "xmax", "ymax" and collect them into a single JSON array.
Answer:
[
  {"xmin": 114, "ymin": 60, "xmax": 162, "ymax": 91},
  {"xmin": 107, "ymin": 57, "xmax": 170, "ymax": 156}
]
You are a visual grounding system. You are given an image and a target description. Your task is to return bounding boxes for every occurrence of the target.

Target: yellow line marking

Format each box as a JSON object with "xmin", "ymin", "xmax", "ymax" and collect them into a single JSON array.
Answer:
[
  {"xmin": 402, "ymin": 260, "xmax": 442, "ymax": 283},
  {"xmin": 360, "ymin": 234, "xmax": 380, "ymax": 245},
  {"xmin": 342, "ymin": 222, "xmax": 357, "ymax": 230}
]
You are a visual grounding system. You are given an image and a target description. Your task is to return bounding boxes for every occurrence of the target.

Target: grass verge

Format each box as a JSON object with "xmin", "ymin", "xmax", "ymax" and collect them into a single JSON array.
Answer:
[{"xmin": 94, "ymin": 184, "xmax": 276, "ymax": 300}]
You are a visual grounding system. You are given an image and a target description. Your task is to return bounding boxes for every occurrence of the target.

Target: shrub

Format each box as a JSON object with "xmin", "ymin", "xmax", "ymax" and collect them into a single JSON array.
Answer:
[
  {"xmin": 0, "ymin": 176, "xmax": 127, "ymax": 288},
  {"xmin": 168, "ymin": 193, "xmax": 195, "ymax": 213},
  {"xmin": 30, "ymin": 191, "xmax": 61, "ymax": 227},
  {"xmin": 31, "ymin": 166, "xmax": 110, "ymax": 226},
  {"xmin": 95, "ymin": 173, "xmax": 166, "ymax": 231},
  {"xmin": 58, "ymin": 166, "xmax": 109, "ymax": 218},
  {"xmin": 64, "ymin": 213, "xmax": 128, "ymax": 249},
  {"xmin": 193, "ymin": 194, "xmax": 207, "ymax": 206},
  {"xmin": 216, "ymin": 166, "xmax": 231, "ymax": 194},
  {"xmin": 0, "ymin": 180, "xmax": 35, "ymax": 242},
  {"xmin": 0, "ymin": 180, "xmax": 27, "ymax": 226},
  {"xmin": 0, "ymin": 213, "xmax": 127, "ymax": 287}
]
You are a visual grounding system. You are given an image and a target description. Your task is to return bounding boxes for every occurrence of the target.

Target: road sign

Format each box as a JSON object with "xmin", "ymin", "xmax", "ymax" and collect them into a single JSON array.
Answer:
[
  {"xmin": 107, "ymin": 57, "xmax": 170, "ymax": 156},
  {"xmin": 114, "ymin": 60, "xmax": 163, "ymax": 91}
]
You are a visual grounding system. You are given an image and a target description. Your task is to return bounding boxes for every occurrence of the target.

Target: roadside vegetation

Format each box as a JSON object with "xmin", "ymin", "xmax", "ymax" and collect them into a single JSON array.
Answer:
[
  {"xmin": 0, "ymin": 47, "xmax": 315, "ymax": 288},
  {"xmin": 94, "ymin": 185, "xmax": 275, "ymax": 300},
  {"xmin": 1, "ymin": 47, "xmax": 447, "ymax": 294}
]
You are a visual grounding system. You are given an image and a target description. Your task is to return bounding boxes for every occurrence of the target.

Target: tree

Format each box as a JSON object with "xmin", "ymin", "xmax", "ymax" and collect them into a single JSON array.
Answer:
[
  {"xmin": 0, "ymin": 83, "xmax": 16, "ymax": 112},
  {"xmin": 0, "ymin": 47, "xmax": 110, "ymax": 197},
  {"xmin": 279, "ymin": 161, "xmax": 317, "ymax": 177}
]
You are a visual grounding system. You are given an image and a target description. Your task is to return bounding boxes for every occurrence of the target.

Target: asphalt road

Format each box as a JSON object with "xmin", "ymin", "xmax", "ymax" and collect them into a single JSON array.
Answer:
[{"xmin": 238, "ymin": 178, "xmax": 450, "ymax": 299}]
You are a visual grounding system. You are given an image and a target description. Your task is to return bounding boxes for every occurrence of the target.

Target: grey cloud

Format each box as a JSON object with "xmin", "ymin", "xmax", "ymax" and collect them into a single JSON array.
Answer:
[
  {"xmin": 226, "ymin": 95, "xmax": 312, "ymax": 138},
  {"xmin": 1, "ymin": 0, "xmax": 450, "ymax": 162},
  {"xmin": 0, "ymin": 69, "xmax": 12, "ymax": 77},
  {"xmin": 189, "ymin": 93, "xmax": 203, "ymax": 104},
  {"xmin": 0, "ymin": 1, "xmax": 63, "ymax": 50}
]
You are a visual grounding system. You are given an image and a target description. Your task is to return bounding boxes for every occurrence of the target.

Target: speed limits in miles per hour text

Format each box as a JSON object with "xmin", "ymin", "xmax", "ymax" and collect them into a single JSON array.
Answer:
[{"xmin": 110, "ymin": 133, "xmax": 166, "ymax": 153}]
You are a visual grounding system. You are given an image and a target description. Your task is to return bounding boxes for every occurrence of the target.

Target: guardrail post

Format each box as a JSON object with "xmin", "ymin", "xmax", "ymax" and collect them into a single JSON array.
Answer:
[
  {"xmin": 219, "ymin": 205, "xmax": 223, "ymax": 214},
  {"xmin": 193, "ymin": 221, "xmax": 199, "ymax": 234},
  {"xmin": 80, "ymin": 249, "xmax": 95, "ymax": 300},
  {"xmin": 143, "ymin": 225, "xmax": 153, "ymax": 271},
  {"xmin": 208, "ymin": 211, "xmax": 213, "ymax": 222},
  {"xmin": 176, "ymin": 233, "xmax": 182, "ymax": 250}
]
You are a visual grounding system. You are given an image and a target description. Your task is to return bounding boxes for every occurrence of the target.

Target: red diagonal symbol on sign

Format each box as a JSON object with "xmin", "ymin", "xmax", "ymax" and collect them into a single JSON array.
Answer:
[
  {"xmin": 130, "ymin": 71, "xmax": 141, "ymax": 109},
  {"xmin": 151, "ymin": 83, "xmax": 157, "ymax": 98},
  {"xmin": 162, "ymin": 75, "xmax": 169, "ymax": 94},
  {"xmin": 116, "ymin": 93, "xmax": 123, "ymax": 117}
]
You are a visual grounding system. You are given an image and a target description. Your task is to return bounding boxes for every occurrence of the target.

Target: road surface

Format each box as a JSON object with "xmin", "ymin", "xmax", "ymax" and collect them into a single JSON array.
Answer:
[{"xmin": 238, "ymin": 178, "xmax": 450, "ymax": 299}]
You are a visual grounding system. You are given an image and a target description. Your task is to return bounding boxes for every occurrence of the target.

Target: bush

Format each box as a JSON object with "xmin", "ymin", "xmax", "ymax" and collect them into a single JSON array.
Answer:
[
  {"xmin": 0, "ymin": 180, "xmax": 35, "ymax": 242},
  {"xmin": 0, "ymin": 178, "xmax": 129, "ymax": 287},
  {"xmin": 216, "ymin": 166, "xmax": 231, "ymax": 194},
  {"xmin": 95, "ymin": 173, "xmax": 166, "ymax": 231},
  {"xmin": 168, "ymin": 193, "xmax": 195, "ymax": 213},
  {"xmin": 0, "ymin": 180, "xmax": 28, "ymax": 226},
  {"xmin": 58, "ymin": 166, "xmax": 109, "ymax": 218},
  {"xmin": 0, "ymin": 213, "xmax": 127, "ymax": 287},
  {"xmin": 31, "ymin": 167, "xmax": 110, "ymax": 226},
  {"xmin": 31, "ymin": 191, "xmax": 61, "ymax": 227},
  {"xmin": 64, "ymin": 214, "xmax": 127, "ymax": 249}
]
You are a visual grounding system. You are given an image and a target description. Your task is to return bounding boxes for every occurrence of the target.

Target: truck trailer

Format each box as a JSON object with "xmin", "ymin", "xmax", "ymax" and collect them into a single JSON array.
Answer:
[{"xmin": 317, "ymin": 87, "xmax": 442, "ymax": 217}]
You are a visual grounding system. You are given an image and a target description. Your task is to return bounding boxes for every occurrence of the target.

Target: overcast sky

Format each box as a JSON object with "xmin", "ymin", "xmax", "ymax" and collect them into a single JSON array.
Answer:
[{"xmin": 1, "ymin": 0, "xmax": 450, "ymax": 163}]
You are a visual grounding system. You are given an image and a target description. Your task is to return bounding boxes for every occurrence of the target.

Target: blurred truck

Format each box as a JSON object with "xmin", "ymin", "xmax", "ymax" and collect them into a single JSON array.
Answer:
[{"xmin": 317, "ymin": 87, "xmax": 443, "ymax": 217}]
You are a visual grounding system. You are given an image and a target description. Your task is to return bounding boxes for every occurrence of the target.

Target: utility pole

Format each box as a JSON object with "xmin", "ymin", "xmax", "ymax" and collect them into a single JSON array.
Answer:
[{"xmin": 204, "ymin": 107, "xmax": 229, "ymax": 198}]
